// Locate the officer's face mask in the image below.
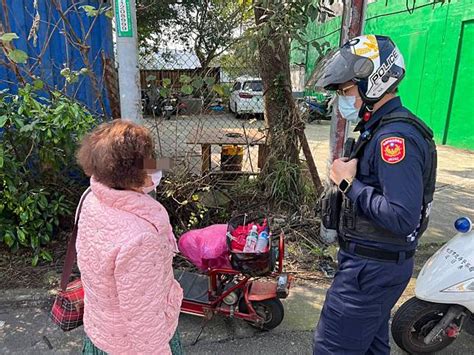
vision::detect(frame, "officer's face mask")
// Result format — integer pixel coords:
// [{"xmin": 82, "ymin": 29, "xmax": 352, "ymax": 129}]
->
[
  {"xmin": 337, "ymin": 95, "xmax": 360, "ymax": 123},
  {"xmin": 142, "ymin": 170, "xmax": 162, "ymax": 194}
]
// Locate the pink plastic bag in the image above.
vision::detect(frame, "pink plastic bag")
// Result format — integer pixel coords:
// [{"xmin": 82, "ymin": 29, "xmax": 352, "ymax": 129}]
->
[{"xmin": 178, "ymin": 224, "xmax": 232, "ymax": 271}]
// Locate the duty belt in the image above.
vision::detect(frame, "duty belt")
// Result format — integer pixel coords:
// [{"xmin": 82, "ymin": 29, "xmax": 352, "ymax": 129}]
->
[{"xmin": 338, "ymin": 236, "xmax": 415, "ymax": 263}]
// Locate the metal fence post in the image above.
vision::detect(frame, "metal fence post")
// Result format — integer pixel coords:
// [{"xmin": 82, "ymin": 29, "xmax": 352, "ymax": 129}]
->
[
  {"xmin": 321, "ymin": 0, "xmax": 367, "ymax": 244},
  {"xmin": 113, "ymin": 0, "xmax": 142, "ymax": 122}
]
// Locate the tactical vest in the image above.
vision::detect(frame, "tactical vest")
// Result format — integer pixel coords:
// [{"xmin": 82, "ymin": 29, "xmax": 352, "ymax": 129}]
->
[{"xmin": 340, "ymin": 111, "xmax": 438, "ymax": 246}]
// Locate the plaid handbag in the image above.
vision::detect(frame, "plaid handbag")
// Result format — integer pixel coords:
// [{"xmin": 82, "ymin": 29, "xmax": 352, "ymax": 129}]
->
[{"xmin": 51, "ymin": 188, "xmax": 90, "ymax": 331}]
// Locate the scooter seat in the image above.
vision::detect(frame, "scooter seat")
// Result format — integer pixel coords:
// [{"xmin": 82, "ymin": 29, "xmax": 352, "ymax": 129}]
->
[{"xmin": 173, "ymin": 270, "xmax": 209, "ymax": 303}]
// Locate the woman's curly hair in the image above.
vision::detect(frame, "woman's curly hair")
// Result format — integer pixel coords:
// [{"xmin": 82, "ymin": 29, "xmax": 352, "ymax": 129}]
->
[{"xmin": 77, "ymin": 120, "xmax": 154, "ymax": 190}]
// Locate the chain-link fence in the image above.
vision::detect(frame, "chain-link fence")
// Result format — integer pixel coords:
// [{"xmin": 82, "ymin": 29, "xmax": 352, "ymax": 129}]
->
[{"xmin": 138, "ymin": 48, "xmax": 268, "ymax": 181}]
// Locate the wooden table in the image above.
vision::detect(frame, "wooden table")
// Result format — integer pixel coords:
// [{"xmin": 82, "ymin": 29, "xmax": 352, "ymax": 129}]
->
[{"xmin": 186, "ymin": 128, "xmax": 267, "ymax": 174}]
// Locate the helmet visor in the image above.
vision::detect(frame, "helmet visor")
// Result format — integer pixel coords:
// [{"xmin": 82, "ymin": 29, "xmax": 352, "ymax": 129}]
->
[{"xmin": 306, "ymin": 46, "xmax": 374, "ymax": 91}]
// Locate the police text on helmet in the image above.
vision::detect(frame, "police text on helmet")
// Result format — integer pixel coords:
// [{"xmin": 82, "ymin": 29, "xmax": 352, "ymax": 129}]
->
[{"xmin": 370, "ymin": 49, "xmax": 399, "ymax": 86}]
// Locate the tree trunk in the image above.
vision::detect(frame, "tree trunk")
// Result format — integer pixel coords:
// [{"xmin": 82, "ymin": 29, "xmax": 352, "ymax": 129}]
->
[
  {"xmin": 254, "ymin": 2, "xmax": 323, "ymax": 200},
  {"xmin": 254, "ymin": 5, "xmax": 300, "ymax": 172}
]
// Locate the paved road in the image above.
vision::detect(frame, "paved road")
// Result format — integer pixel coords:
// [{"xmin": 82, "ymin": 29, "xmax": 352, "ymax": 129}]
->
[{"xmin": 1, "ymin": 285, "xmax": 472, "ymax": 354}]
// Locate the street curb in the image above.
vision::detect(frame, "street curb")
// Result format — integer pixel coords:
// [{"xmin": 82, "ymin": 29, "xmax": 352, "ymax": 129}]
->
[{"xmin": 0, "ymin": 288, "xmax": 55, "ymax": 306}]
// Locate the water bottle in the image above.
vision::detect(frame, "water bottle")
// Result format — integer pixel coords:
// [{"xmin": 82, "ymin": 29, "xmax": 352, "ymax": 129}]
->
[
  {"xmin": 243, "ymin": 225, "xmax": 258, "ymax": 252},
  {"xmin": 255, "ymin": 230, "xmax": 270, "ymax": 253}
]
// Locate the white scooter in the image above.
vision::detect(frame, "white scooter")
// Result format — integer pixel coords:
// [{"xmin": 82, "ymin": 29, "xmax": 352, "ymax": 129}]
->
[{"xmin": 392, "ymin": 217, "xmax": 474, "ymax": 354}]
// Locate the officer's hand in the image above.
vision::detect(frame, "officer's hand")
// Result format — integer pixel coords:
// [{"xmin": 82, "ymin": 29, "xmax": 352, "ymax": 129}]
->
[{"xmin": 330, "ymin": 158, "xmax": 358, "ymax": 185}]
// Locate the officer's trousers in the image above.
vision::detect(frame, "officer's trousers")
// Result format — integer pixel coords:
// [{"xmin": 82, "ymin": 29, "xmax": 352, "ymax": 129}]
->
[{"xmin": 313, "ymin": 249, "xmax": 414, "ymax": 355}]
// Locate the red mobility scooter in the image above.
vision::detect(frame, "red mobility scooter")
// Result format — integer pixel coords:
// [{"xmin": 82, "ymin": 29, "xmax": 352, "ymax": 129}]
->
[{"xmin": 174, "ymin": 214, "xmax": 292, "ymax": 330}]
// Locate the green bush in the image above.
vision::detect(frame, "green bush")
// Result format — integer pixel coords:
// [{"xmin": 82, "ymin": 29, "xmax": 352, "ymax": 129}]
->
[
  {"xmin": 0, "ymin": 84, "xmax": 96, "ymax": 264},
  {"xmin": 263, "ymin": 159, "xmax": 316, "ymax": 210}
]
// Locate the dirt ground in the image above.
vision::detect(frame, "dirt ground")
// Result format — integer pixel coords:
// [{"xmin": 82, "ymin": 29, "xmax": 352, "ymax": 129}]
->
[{"xmin": 0, "ymin": 234, "xmax": 70, "ymax": 290}]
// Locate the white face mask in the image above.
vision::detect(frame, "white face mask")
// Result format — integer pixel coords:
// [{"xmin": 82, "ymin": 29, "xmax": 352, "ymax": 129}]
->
[
  {"xmin": 143, "ymin": 170, "xmax": 163, "ymax": 194},
  {"xmin": 337, "ymin": 95, "xmax": 360, "ymax": 123}
]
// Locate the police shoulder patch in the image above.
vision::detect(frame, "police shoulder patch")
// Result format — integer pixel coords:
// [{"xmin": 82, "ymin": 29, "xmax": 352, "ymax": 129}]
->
[{"xmin": 381, "ymin": 137, "xmax": 405, "ymax": 164}]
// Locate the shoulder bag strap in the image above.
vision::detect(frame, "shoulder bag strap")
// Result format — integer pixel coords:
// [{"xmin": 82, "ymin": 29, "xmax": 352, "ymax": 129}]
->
[{"xmin": 60, "ymin": 187, "xmax": 92, "ymax": 291}]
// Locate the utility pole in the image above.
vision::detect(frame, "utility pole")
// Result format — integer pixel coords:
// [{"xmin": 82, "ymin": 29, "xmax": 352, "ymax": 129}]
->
[
  {"xmin": 113, "ymin": 0, "xmax": 142, "ymax": 122},
  {"xmin": 328, "ymin": 0, "xmax": 367, "ymax": 162},
  {"xmin": 320, "ymin": 0, "xmax": 367, "ymax": 244}
]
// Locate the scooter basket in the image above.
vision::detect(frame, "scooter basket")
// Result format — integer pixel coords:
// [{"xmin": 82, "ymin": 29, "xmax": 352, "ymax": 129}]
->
[{"xmin": 227, "ymin": 214, "xmax": 277, "ymax": 277}]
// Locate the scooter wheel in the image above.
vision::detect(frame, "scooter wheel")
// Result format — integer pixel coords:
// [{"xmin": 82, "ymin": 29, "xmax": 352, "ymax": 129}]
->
[
  {"xmin": 240, "ymin": 298, "xmax": 284, "ymax": 331},
  {"xmin": 391, "ymin": 297, "xmax": 456, "ymax": 354},
  {"xmin": 464, "ymin": 315, "xmax": 474, "ymax": 336}
]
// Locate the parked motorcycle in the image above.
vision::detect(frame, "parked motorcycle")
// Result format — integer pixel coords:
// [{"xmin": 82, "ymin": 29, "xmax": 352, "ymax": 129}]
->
[
  {"xmin": 141, "ymin": 89, "xmax": 162, "ymax": 116},
  {"xmin": 161, "ymin": 93, "xmax": 187, "ymax": 120},
  {"xmin": 297, "ymin": 93, "xmax": 333, "ymax": 123},
  {"xmin": 391, "ymin": 216, "xmax": 474, "ymax": 354},
  {"xmin": 141, "ymin": 90, "xmax": 151, "ymax": 115}
]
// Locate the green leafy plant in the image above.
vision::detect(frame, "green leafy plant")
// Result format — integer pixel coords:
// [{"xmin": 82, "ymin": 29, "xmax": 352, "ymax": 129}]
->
[
  {"xmin": 0, "ymin": 31, "xmax": 29, "ymax": 64},
  {"xmin": 0, "ymin": 32, "xmax": 19, "ymax": 42},
  {"xmin": 80, "ymin": 4, "xmax": 113, "ymax": 18},
  {"xmin": 0, "ymin": 84, "xmax": 96, "ymax": 264},
  {"xmin": 262, "ymin": 159, "xmax": 315, "ymax": 209},
  {"xmin": 60, "ymin": 67, "xmax": 89, "ymax": 84}
]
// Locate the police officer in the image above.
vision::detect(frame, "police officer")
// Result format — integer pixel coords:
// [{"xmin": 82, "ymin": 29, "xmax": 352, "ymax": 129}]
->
[{"xmin": 310, "ymin": 35, "xmax": 437, "ymax": 354}]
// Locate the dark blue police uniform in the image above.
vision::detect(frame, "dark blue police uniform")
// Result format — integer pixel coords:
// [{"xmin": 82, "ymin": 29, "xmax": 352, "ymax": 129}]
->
[{"xmin": 313, "ymin": 97, "xmax": 434, "ymax": 354}]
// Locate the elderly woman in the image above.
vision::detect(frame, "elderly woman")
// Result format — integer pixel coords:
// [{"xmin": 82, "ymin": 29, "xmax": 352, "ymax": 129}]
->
[{"xmin": 75, "ymin": 120, "xmax": 183, "ymax": 354}]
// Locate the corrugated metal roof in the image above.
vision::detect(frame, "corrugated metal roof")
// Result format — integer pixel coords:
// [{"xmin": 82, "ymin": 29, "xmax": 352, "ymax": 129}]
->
[{"xmin": 139, "ymin": 49, "xmax": 202, "ymax": 70}]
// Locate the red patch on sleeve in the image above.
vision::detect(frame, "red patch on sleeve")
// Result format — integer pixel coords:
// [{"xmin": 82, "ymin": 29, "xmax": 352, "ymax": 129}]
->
[{"xmin": 381, "ymin": 137, "xmax": 405, "ymax": 164}]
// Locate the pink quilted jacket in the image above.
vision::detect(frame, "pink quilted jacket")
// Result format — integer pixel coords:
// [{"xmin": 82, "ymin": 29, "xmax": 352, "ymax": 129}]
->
[{"xmin": 76, "ymin": 178, "xmax": 183, "ymax": 354}]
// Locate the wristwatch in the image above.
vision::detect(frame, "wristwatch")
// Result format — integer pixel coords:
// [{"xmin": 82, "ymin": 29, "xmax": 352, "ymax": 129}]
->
[{"xmin": 338, "ymin": 177, "xmax": 354, "ymax": 194}]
